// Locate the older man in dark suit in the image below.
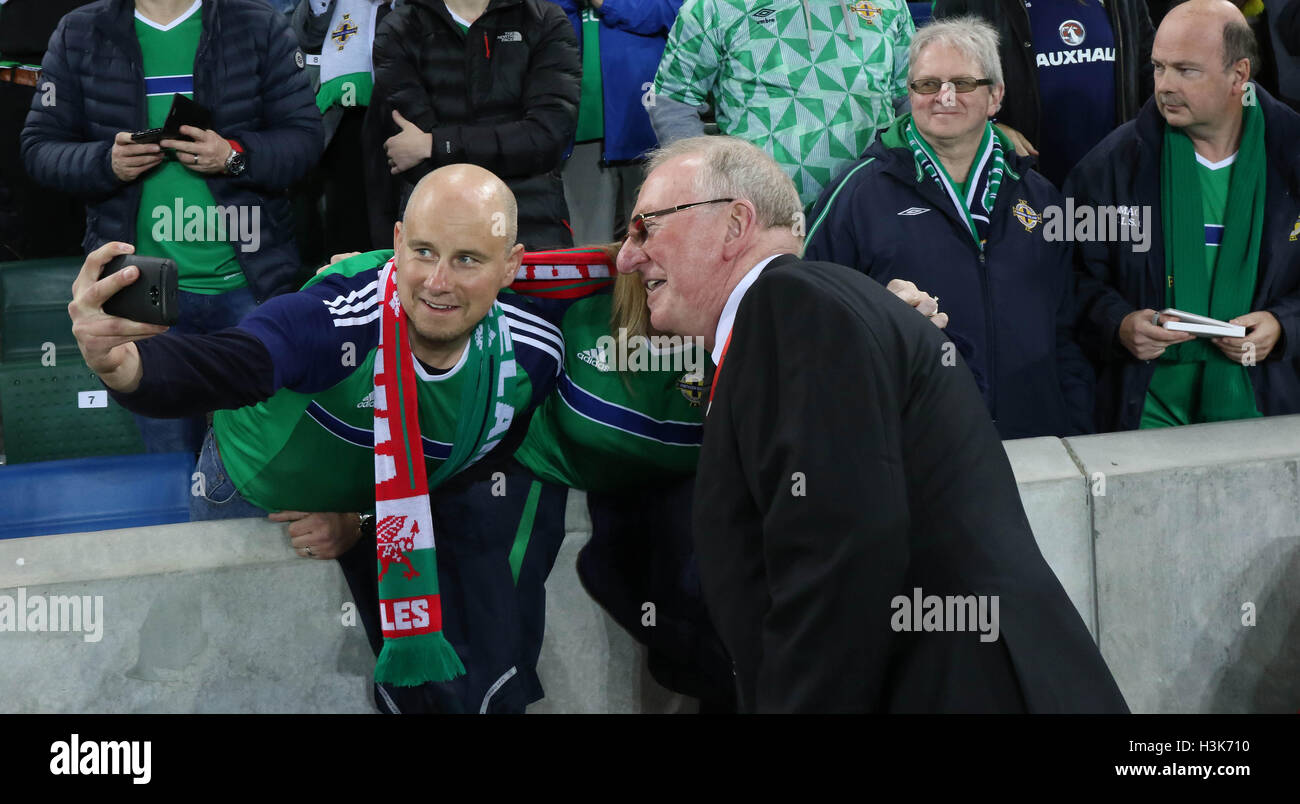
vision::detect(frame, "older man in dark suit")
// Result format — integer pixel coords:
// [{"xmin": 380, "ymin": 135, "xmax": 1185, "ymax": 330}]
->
[{"xmin": 615, "ymin": 134, "xmax": 1128, "ymax": 713}]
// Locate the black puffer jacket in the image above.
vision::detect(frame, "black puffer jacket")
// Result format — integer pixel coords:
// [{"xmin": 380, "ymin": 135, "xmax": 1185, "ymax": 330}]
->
[
  {"xmin": 933, "ymin": 0, "xmax": 1154, "ymax": 148},
  {"xmin": 20, "ymin": 0, "xmax": 323, "ymax": 302},
  {"xmin": 363, "ymin": 0, "xmax": 580, "ymax": 249}
]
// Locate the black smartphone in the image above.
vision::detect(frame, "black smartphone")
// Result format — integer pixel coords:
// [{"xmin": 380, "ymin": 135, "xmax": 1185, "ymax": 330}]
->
[
  {"xmin": 131, "ymin": 127, "xmax": 166, "ymax": 144},
  {"xmin": 130, "ymin": 94, "xmax": 213, "ymax": 150},
  {"xmin": 162, "ymin": 93, "xmax": 212, "ymax": 135},
  {"xmin": 100, "ymin": 255, "xmax": 179, "ymax": 326}
]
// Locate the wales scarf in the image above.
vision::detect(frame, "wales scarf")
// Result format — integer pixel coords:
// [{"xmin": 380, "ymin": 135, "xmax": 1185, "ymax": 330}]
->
[
  {"xmin": 511, "ymin": 247, "xmax": 614, "ymax": 299},
  {"xmin": 1158, "ymin": 98, "xmax": 1265, "ymax": 422},
  {"xmin": 372, "ymin": 257, "xmax": 518, "ymax": 686},
  {"xmin": 904, "ymin": 117, "xmax": 1017, "ymax": 251}
]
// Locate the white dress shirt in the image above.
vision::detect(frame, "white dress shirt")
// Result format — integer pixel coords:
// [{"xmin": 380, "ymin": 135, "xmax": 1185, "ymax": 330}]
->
[{"xmin": 711, "ymin": 254, "xmax": 785, "ymax": 366}]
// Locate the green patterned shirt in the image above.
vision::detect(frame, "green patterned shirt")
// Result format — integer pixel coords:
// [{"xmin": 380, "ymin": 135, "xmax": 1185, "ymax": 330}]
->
[{"xmin": 654, "ymin": 0, "xmax": 914, "ymax": 207}]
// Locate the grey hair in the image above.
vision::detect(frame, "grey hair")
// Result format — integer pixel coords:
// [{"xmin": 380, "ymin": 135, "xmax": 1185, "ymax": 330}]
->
[
  {"xmin": 642, "ymin": 136, "xmax": 803, "ymax": 234},
  {"xmin": 909, "ymin": 16, "xmax": 1004, "ymax": 88},
  {"xmin": 1222, "ymin": 18, "xmax": 1258, "ymax": 78}
]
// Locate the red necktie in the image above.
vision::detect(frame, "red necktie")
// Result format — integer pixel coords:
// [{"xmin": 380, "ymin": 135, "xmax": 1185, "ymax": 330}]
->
[{"xmin": 707, "ymin": 328, "xmax": 734, "ymax": 415}]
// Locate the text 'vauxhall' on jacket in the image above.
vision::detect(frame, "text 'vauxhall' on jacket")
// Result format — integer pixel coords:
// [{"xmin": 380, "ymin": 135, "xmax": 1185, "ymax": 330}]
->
[
  {"xmin": 804, "ymin": 117, "xmax": 1095, "ymax": 440},
  {"xmin": 20, "ymin": 0, "xmax": 324, "ymax": 302},
  {"xmin": 363, "ymin": 0, "xmax": 580, "ymax": 250},
  {"xmin": 932, "ymin": 0, "xmax": 1154, "ymax": 148},
  {"xmin": 1065, "ymin": 86, "xmax": 1300, "ymax": 432}
]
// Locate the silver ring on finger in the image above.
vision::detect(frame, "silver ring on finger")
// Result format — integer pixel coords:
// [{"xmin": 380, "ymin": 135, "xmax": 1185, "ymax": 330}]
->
[{"xmin": 305, "ymin": 545, "xmax": 315, "ymax": 557}]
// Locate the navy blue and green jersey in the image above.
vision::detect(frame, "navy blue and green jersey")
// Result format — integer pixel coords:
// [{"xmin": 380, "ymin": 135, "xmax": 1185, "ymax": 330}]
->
[
  {"xmin": 208, "ymin": 250, "xmax": 567, "ymax": 512},
  {"xmin": 133, "ymin": 1, "xmax": 246, "ymax": 293},
  {"xmin": 513, "ymin": 291, "xmax": 705, "ymax": 492}
]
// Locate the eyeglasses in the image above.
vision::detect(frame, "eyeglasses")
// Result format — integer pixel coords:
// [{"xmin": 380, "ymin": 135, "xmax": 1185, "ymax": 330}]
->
[
  {"xmin": 908, "ymin": 77, "xmax": 995, "ymax": 94},
  {"xmin": 627, "ymin": 198, "xmax": 735, "ymax": 246}
]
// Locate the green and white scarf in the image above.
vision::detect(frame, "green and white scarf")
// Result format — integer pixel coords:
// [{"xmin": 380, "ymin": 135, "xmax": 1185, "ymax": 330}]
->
[
  {"xmin": 904, "ymin": 117, "xmax": 1016, "ymax": 251},
  {"xmin": 315, "ymin": 0, "xmax": 384, "ymax": 113},
  {"xmin": 372, "ymin": 256, "xmax": 520, "ymax": 686}
]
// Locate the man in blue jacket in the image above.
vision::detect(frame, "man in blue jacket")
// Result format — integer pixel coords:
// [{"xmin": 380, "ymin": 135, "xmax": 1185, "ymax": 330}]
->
[
  {"xmin": 805, "ymin": 16, "xmax": 1093, "ymax": 440},
  {"xmin": 21, "ymin": 0, "xmax": 322, "ymax": 453},
  {"xmin": 1067, "ymin": 0, "xmax": 1300, "ymax": 432},
  {"xmin": 554, "ymin": 0, "xmax": 682, "ymax": 242}
]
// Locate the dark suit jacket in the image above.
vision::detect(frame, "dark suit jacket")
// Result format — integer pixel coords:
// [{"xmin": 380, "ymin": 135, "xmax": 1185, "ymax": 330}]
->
[{"xmin": 693, "ymin": 254, "xmax": 1129, "ymax": 713}]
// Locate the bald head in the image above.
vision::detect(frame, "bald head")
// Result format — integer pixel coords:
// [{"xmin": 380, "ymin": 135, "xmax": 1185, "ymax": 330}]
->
[
  {"xmin": 1161, "ymin": 0, "xmax": 1256, "ymax": 75},
  {"xmin": 406, "ymin": 164, "xmax": 519, "ymax": 257},
  {"xmin": 390, "ymin": 163, "xmax": 526, "ymax": 369},
  {"xmin": 1151, "ymin": 0, "xmax": 1256, "ymax": 139},
  {"xmin": 1164, "ymin": 0, "xmax": 1245, "ymax": 27}
]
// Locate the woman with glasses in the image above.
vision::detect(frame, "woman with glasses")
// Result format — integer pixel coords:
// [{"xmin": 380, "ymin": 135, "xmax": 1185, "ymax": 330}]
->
[
  {"xmin": 933, "ymin": 0, "xmax": 1155, "ymax": 187},
  {"xmin": 804, "ymin": 17, "xmax": 1096, "ymax": 440}
]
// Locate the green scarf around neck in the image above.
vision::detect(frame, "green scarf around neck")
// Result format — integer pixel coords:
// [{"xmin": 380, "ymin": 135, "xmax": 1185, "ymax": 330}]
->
[
  {"xmin": 1158, "ymin": 98, "xmax": 1265, "ymax": 423},
  {"xmin": 884, "ymin": 114, "xmax": 1019, "ymax": 252}
]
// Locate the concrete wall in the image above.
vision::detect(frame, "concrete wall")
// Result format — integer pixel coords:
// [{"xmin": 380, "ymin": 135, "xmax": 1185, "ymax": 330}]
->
[{"xmin": 2, "ymin": 415, "xmax": 1299, "ymax": 713}]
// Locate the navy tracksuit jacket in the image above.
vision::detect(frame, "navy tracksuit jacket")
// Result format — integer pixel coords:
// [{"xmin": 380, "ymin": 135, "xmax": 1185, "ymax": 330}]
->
[{"xmin": 805, "ymin": 123, "xmax": 1095, "ymax": 440}]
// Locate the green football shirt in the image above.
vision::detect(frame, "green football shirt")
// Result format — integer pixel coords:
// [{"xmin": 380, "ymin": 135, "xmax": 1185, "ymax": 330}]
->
[
  {"xmin": 134, "ymin": 2, "xmax": 245, "ymax": 294},
  {"xmin": 654, "ymin": 0, "xmax": 914, "ymax": 207},
  {"xmin": 212, "ymin": 251, "xmax": 561, "ymax": 512},
  {"xmin": 1141, "ymin": 153, "xmax": 1236, "ymax": 429},
  {"xmin": 514, "ymin": 293, "xmax": 705, "ymax": 492},
  {"xmin": 573, "ymin": 7, "xmax": 604, "ymax": 143}
]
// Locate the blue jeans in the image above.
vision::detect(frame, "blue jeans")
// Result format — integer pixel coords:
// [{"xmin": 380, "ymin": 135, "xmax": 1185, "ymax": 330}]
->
[
  {"xmin": 133, "ymin": 286, "xmax": 259, "ymax": 455},
  {"xmin": 189, "ymin": 428, "xmax": 268, "ymax": 521}
]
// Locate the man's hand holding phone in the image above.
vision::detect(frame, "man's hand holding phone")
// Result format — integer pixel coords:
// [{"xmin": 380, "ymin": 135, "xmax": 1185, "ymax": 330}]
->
[
  {"xmin": 69, "ymin": 243, "xmax": 170, "ymax": 393},
  {"xmin": 112, "ymin": 132, "xmax": 163, "ymax": 182},
  {"xmin": 161, "ymin": 124, "xmax": 234, "ymax": 175}
]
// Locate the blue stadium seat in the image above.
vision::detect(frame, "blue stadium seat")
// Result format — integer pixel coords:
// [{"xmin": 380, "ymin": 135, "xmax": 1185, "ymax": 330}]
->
[
  {"xmin": 908, "ymin": 2, "xmax": 933, "ymax": 27},
  {"xmin": 0, "ymin": 452, "xmax": 193, "ymax": 539}
]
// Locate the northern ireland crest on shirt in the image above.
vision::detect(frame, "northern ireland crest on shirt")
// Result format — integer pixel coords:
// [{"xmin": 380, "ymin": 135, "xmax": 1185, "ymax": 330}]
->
[
  {"xmin": 850, "ymin": 1, "xmax": 881, "ymax": 25},
  {"xmin": 1013, "ymin": 199, "xmax": 1043, "ymax": 232},
  {"xmin": 332, "ymin": 13, "xmax": 360, "ymax": 52},
  {"xmin": 677, "ymin": 372, "xmax": 706, "ymax": 407}
]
